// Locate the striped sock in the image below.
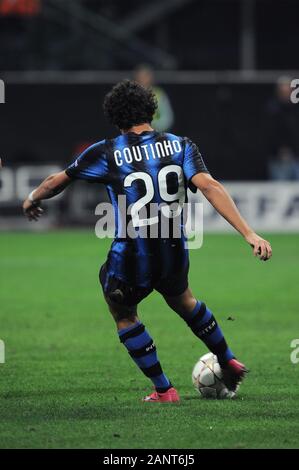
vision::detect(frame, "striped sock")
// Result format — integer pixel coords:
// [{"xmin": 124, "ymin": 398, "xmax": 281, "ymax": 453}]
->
[
  {"xmin": 118, "ymin": 322, "xmax": 171, "ymax": 392},
  {"xmin": 182, "ymin": 301, "xmax": 234, "ymax": 366}
]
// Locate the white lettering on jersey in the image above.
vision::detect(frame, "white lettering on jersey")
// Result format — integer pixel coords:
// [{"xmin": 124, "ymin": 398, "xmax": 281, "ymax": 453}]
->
[
  {"xmin": 114, "ymin": 150, "xmax": 122, "ymax": 166},
  {"xmin": 113, "ymin": 140, "xmax": 182, "ymax": 167}
]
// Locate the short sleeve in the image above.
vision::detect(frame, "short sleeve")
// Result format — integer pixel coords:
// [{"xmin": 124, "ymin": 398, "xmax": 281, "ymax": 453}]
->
[
  {"xmin": 183, "ymin": 138, "xmax": 209, "ymax": 186},
  {"xmin": 65, "ymin": 140, "xmax": 108, "ymax": 183}
]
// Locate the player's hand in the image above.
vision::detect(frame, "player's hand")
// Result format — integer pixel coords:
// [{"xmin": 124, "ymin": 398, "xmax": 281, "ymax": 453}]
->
[
  {"xmin": 23, "ymin": 198, "xmax": 44, "ymax": 222},
  {"xmin": 244, "ymin": 232, "xmax": 272, "ymax": 261}
]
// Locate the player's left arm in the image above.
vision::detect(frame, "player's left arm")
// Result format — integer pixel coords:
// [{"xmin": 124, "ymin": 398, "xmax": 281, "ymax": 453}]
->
[
  {"xmin": 23, "ymin": 171, "xmax": 72, "ymax": 221},
  {"xmin": 191, "ymin": 172, "xmax": 272, "ymax": 261}
]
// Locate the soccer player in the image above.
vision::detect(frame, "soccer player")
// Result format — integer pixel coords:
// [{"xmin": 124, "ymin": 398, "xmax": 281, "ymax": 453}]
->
[{"xmin": 23, "ymin": 80, "xmax": 272, "ymax": 403}]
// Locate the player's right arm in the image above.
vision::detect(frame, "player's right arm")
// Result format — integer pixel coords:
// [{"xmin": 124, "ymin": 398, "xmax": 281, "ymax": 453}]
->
[
  {"xmin": 23, "ymin": 171, "xmax": 72, "ymax": 221},
  {"xmin": 23, "ymin": 140, "xmax": 108, "ymax": 221},
  {"xmin": 191, "ymin": 172, "xmax": 272, "ymax": 261}
]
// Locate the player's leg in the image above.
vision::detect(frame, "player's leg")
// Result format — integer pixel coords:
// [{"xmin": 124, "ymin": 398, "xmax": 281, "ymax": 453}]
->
[
  {"xmin": 162, "ymin": 288, "xmax": 248, "ymax": 391},
  {"xmin": 99, "ymin": 265, "xmax": 179, "ymax": 402},
  {"xmin": 163, "ymin": 288, "xmax": 235, "ymax": 365}
]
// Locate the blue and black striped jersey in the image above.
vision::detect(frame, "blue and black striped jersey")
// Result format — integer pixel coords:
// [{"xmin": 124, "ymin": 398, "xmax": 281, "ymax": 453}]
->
[{"xmin": 66, "ymin": 130, "xmax": 209, "ymax": 287}]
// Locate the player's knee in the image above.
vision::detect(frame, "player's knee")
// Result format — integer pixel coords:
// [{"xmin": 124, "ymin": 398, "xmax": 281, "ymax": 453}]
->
[
  {"xmin": 110, "ymin": 308, "xmax": 138, "ymax": 325},
  {"xmin": 105, "ymin": 295, "xmax": 137, "ymax": 323},
  {"xmin": 114, "ymin": 310, "xmax": 138, "ymax": 324},
  {"xmin": 183, "ymin": 296, "xmax": 197, "ymax": 314},
  {"xmin": 165, "ymin": 289, "xmax": 197, "ymax": 316},
  {"xmin": 177, "ymin": 298, "xmax": 197, "ymax": 316}
]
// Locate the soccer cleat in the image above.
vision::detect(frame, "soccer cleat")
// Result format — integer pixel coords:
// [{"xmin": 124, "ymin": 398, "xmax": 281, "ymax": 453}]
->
[
  {"xmin": 221, "ymin": 358, "xmax": 249, "ymax": 393},
  {"xmin": 142, "ymin": 387, "xmax": 180, "ymax": 403}
]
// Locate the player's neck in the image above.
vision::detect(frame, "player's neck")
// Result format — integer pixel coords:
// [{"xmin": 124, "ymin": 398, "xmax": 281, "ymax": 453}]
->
[{"xmin": 123, "ymin": 123, "xmax": 154, "ymax": 135}]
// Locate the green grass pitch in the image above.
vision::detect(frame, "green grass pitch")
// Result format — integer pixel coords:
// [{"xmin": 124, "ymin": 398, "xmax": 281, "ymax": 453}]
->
[{"xmin": 0, "ymin": 231, "xmax": 298, "ymax": 449}]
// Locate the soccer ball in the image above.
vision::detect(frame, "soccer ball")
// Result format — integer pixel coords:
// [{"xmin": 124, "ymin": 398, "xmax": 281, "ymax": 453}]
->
[{"xmin": 192, "ymin": 352, "xmax": 235, "ymax": 399}]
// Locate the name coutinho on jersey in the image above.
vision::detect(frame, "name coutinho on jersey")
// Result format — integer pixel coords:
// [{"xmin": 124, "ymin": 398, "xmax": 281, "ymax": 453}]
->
[{"xmin": 114, "ymin": 139, "xmax": 182, "ymax": 166}]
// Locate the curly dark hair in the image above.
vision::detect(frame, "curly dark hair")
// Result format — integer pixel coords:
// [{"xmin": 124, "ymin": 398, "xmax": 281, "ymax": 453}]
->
[{"xmin": 103, "ymin": 79, "xmax": 158, "ymax": 130}]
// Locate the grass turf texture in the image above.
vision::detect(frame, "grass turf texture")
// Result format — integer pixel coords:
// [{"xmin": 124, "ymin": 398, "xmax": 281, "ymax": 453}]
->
[{"xmin": 0, "ymin": 231, "xmax": 298, "ymax": 449}]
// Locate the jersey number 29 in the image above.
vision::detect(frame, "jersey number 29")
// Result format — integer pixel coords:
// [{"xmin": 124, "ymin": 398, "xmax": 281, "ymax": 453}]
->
[{"xmin": 124, "ymin": 165, "xmax": 185, "ymax": 227}]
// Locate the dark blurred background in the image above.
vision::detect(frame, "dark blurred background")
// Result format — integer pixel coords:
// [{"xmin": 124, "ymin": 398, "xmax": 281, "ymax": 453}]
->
[
  {"xmin": 0, "ymin": 0, "xmax": 299, "ymax": 230},
  {"xmin": 1, "ymin": 0, "xmax": 298, "ymax": 71}
]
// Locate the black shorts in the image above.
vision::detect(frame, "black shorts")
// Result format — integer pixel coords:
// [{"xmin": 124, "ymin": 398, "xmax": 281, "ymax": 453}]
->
[{"xmin": 99, "ymin": 262, "xmax": 189, "ymax": 307}]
